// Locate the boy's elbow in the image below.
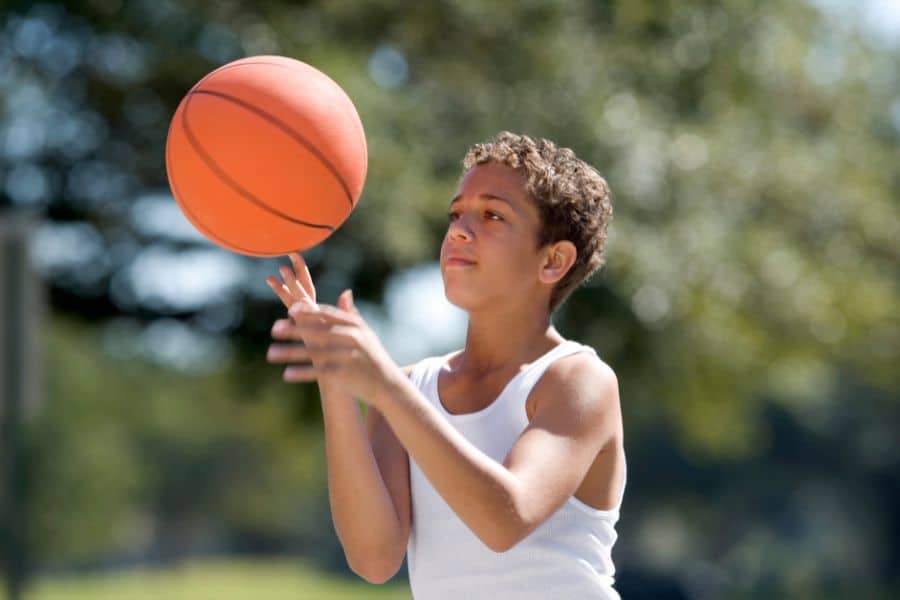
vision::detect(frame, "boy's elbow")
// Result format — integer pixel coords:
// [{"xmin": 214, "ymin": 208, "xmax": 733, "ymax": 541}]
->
[
  {"xmin": 354, "ymin": 564, "xmax": 396, "ymax": 585},
  {"xmin": 483, "ymin": 530, "xmax": 525, "ymax": 553},
  {"xmin": 484, "ymin": 537, "xmax": 515, "ymax": 553},
  {"xmin": 480, "ymin": 519, "xmax": 530, "ymax": 553},
  {"xmin": 479, "ymin": 494, "xmax": 534, "ymax": 553},
  {"xmin": 347, "ymin": 551, "xmax": 403, "ymax": 584}
]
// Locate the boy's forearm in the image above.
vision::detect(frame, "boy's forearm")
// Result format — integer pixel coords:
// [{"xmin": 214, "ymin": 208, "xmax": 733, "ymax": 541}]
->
[
  {"xmin": 374, "ymin": 372, "xmax": 524, "ymax": 551},
  {"xmin": 318, "ymin": 380, "xmax": 406, "ymax": 572}
]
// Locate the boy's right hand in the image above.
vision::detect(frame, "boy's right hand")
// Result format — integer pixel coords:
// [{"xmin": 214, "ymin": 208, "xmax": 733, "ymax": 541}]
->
[
  {"xmin": 266, "ymin": 252, "xmax": 317, "ymax": 311},
  {"xmin": 266, "ymin": 252, "xmax": 324, "ymax": 375}
]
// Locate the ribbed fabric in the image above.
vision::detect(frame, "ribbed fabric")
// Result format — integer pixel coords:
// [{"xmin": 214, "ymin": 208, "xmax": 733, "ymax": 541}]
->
[{"xmin": 406, "ymin": 340, "xmax": 625, "ymax": 600}]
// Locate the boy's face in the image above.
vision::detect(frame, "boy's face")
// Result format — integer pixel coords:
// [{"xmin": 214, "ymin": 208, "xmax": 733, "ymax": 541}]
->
[{"xmin": 441, "ymin": 161, "xmax": 549, "ymax": 312}]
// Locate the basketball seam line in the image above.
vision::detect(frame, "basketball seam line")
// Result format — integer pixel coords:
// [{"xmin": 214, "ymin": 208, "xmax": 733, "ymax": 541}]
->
[
  {"xmin": 180, "ymin": 91, "xmax": 339, "ymax": 233},
  {"xmin": 166, "ymin": 139, "xmax": 270, "ymax": 255},
  {"xmin": 191, "ymin": 88, "xmax": 356, "ymax": 210}
]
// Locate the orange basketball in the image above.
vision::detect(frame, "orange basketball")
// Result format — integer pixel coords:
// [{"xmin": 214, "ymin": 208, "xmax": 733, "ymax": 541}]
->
[{"xmin": 165, "ymin": 55, "xmax": 367, "ymax": 256}]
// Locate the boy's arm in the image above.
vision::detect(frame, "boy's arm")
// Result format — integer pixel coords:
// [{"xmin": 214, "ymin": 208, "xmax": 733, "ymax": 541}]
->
[
  {"xmin": 266, "ymin": 254, "xmax": 411, "ymax": 582},
  {"xmin": 319, "ymin": 370, "xmax": 411, "ymax": 584},
  {"xmin": 278, "ymin": 299, "xmax": 619, "ymax": 554},
  {"xmin": 364, "ymin": 400, "xmax": 411, "ymax": 567},
  {"xmin": 375, "ymin": 353, "xmax": 619, "ymax": 552}
]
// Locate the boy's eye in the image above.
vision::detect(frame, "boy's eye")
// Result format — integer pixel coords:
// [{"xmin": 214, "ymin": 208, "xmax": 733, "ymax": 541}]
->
[{"xmin": 446, "ymin": 210, "xmax": 503, "ymax": 222}]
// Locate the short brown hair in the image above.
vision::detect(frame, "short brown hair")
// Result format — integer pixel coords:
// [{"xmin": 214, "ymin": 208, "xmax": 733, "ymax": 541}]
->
[{"xmin": 462, "ymin": 131, "xmax": 613, "ymax": 312}]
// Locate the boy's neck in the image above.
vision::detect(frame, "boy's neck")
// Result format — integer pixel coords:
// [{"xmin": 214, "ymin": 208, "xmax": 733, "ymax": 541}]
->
[{"xmin": 458, "ymin": 301, "xmax": 564, "ymax": 376}]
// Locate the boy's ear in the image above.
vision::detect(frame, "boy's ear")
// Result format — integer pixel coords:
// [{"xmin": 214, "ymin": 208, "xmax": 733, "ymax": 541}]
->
[{"xmin": 538, "ymin": 240, "xmax": 577, "ymax": 285}]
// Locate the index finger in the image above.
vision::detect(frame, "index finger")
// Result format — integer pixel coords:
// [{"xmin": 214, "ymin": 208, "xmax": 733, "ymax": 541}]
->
[
  {"xmin": 266, "ymin": 276, "xmax": 293, "ymax": 309},
  {"xmin": 289, "ymin": 253, "xmax": 316, "ymax": 302}
]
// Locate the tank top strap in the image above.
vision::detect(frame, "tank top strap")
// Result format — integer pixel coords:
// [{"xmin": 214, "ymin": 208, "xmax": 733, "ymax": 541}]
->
[
  {"xmin": 408, "ymin": 355, "xmax": 438, "ymax": 391},
  {"xmin": 408, "ymin": 351, "xmax": 458, "ymax": 400},
  {"xmin": 515, "ymin": 340, "xmax": 598, "ymax": 392}
]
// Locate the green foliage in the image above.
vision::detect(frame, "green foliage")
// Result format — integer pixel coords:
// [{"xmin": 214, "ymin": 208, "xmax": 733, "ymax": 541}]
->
[
  {"xmin": 4, "ymin": 0, "xmax": 896, "ymax": 455},
  {"xmin": 2, "ymin": 0, "xmax": 898, "ymax": 597},
  {"xmin": 25, "ymin": 316, "xmax": 331, "ymax": 565},
  {"xmin": 223, "ymin": 0, "xmax": 900, "ymax": 458}
]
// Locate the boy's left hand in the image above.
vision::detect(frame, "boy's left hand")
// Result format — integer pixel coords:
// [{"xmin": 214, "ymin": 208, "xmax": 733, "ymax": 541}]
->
[{"xmin": 268, "ymin": 289, "xmax": 400, "ymax": 406}]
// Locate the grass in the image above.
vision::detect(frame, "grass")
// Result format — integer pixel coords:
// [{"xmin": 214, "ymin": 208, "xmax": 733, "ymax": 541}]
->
[{"xmin": 21, "ymin": 559, "xmax": 411, "ymax": 600}]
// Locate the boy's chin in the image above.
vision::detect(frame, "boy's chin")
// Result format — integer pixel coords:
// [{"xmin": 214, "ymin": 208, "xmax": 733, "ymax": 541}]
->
[
  {"xmin": 443, "ymin": 288, "xmax": 470, "ymax": 310},
  {"xmin": 444, "ymin": 286, "xmax": 491, "ymax": 313}
]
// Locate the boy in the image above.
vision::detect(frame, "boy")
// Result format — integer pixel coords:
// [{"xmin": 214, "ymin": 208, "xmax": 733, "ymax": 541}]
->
[{"xmin": 266, "ymin": 132, "xmax": 624, "ymax": 598}]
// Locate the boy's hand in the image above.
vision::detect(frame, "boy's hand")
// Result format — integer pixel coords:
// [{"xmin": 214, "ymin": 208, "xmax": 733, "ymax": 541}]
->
[
  {"xmin": 266, "ymin": 252, "xmax": 317, "ymax": 310},
  {"xmin": 268, "ymin": 290, "xmax": 401, "ymax": 406},
  {"xmin": 266, "ymin": 252, "xmax": 332, "ymax": 380}
]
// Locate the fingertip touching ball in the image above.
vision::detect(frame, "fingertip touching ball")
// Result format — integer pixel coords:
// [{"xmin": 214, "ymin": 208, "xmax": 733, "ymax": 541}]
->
[{"xmin": 165, "ymin": 55, "xmax": 367, "ymax": 256}]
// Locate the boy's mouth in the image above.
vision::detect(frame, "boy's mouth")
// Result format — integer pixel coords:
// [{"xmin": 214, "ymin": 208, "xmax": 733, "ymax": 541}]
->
[{"xmin": 445, "ymin": 255, "xmax": 477, "ymax": 267}]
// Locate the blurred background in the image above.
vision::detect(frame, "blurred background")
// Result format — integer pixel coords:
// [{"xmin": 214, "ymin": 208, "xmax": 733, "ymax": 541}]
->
[{"xmin": 1, "ymin": 0, "xmax": 898, "ymax": 598}]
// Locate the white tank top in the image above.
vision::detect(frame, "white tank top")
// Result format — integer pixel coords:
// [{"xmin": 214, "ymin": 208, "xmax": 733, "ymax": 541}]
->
[{"xmin": 406, "ymin": 340, "xmax": 625, "ymax": 600}]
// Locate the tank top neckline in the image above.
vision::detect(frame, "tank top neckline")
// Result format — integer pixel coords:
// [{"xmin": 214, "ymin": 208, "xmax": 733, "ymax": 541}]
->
[{"xmin": 432, "ymin": 339, "xmax": 584, "ymax": 421}]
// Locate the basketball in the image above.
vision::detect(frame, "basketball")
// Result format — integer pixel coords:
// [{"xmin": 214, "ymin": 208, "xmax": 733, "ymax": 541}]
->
[{"xmin": 165, "ymin": 55, "xmax": 367, "ymax": 256}]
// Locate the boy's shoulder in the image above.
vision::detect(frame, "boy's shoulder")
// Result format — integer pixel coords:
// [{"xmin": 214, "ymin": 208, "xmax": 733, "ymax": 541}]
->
[
  {"xmin": 531, "ymin": 345, "xmax": 619, "ymax": 415},
  {"xmin": 551, "ymin": 345, "xmax": 616, "ymax": 382}
]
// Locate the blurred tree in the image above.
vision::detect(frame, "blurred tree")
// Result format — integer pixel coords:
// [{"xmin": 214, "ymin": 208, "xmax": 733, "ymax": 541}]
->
[
  {"xmin": 0, "ymin": 0, "xmax": 897, "ymax": 597},
  {"xmin": 1, "ymin": 0, "xmax": 895, "ymax": 449},
  {"xmin": 26, "ymin": 315, "xmax": 337, "ymax": 567}
]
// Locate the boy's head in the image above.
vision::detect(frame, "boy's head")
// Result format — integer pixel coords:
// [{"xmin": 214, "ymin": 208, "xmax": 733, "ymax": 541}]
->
[{"xmin": 460, "ymin": 131, "xmax": 613, "ymax": 313}]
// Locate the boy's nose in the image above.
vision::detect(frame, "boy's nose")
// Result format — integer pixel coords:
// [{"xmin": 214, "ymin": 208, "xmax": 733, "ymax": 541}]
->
[{"xmin": 448, "ymin": 216, "xmax": 473, "ymax": 241}]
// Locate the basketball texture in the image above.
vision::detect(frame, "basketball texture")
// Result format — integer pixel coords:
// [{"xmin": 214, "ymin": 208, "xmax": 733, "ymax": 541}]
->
[{"xmin": 165, "ymin": 55, "xmax": 367, "ymax": 256}]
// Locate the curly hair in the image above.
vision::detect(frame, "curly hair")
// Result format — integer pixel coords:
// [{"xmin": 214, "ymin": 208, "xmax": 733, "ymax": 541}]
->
[{"xmin": 462, "ymin": 131, "xmax": 613, "ymax": 313}]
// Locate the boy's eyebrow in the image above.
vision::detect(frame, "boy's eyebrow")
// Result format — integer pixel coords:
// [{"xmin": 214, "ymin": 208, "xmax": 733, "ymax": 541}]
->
[{"xmin": 449, "ymin": 193, "xmax": 514, "ymax": 208}]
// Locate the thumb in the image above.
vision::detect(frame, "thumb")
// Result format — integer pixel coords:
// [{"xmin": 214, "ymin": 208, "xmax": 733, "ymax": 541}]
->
[{"xmin": 338, "ymin": 289, "xmax": 359, "ymax": 314}]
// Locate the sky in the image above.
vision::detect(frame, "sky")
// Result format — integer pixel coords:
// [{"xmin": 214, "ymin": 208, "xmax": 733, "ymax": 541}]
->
[{"xmin": 813, "ymin": 0, "xmax": 900, "ymax": 46}]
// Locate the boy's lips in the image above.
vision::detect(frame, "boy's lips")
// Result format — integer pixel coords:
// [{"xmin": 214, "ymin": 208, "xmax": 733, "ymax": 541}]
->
[{"xmin": 445, "ymin": 255, "xmax": 477, "ymax": 267}]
